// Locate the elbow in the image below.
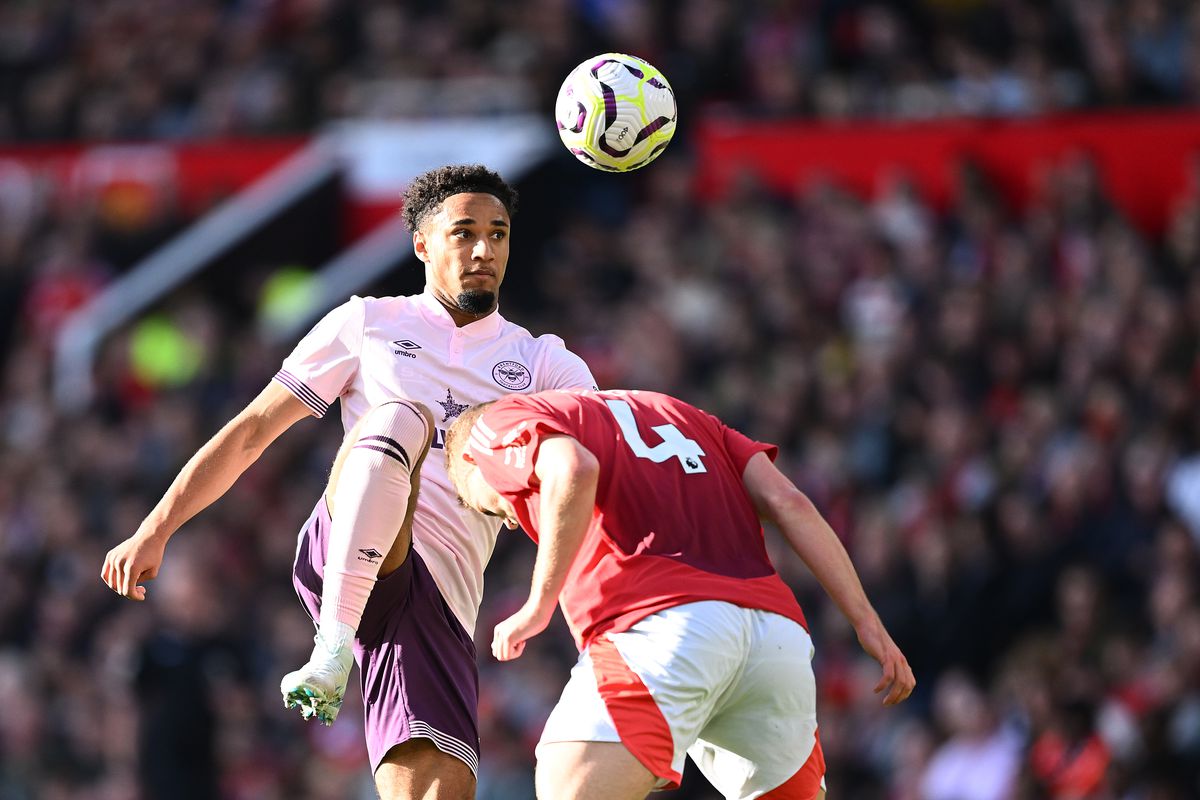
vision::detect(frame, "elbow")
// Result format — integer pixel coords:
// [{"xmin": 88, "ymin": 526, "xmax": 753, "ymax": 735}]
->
[
  {"xmin": 534, "ymin": 435, "xmax": 600, "ymax": 497},
  {"xmin": 231, "ymin": 412, "xmax": 275, "ymax": 458},
  {"xmin": 557, "ymin": 441, "xmax": 600, "ymax": 496},
  {"xmin": 572, "ymin": 446, "xmax": 600, "ymax": 487},
  {"xmin": 764, "ymin": 485, "xmax": 816, "ymax": 524}
]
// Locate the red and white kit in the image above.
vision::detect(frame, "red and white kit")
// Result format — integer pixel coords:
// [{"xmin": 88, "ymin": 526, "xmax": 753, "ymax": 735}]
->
[{"xmin": 470, "ymin": 389, "xmax": 826, "ymax": 798}]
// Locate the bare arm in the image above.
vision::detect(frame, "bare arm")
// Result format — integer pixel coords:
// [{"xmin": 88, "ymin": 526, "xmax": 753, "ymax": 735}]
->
[
  {"xmin": 101, "ymin": 381, "xmax": 313, "ymax": 600},
  {"xmin": 491, "ymin": 434, "xmax": 599, "ymax": 661},
  {"xmin": 742, "ymin": 452, "xmax": 915, "ymax": 705}
]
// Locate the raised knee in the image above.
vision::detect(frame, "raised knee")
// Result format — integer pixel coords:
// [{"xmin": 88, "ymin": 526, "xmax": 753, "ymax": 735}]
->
[{"xmin": 354, "ymin": 400, "xmax": 434, "ymax": 470}]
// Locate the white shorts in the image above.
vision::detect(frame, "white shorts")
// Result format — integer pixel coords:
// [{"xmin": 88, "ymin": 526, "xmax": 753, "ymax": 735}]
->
[{"xmin": 537, "ymin": 601, "xmax": 826, "ymax": 799}]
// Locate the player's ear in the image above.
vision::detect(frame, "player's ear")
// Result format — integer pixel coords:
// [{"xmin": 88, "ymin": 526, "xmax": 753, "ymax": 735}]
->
[{"xmin": 413, "ymin": 230, "xmax": 429, "ymax": 264}]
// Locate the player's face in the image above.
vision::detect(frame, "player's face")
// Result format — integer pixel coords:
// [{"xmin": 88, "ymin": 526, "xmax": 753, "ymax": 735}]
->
[
  {"xmin": 458, "ymin": 463, "xmax": 520, "ymax": 530},
  {"xmin": 414, "ymin": 192, "xmax": 510, "ymax": 318}
]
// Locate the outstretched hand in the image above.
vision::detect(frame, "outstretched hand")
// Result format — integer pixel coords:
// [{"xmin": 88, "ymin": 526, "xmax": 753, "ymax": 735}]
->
[
  {"xmin": 101, "ymin": 533, "xmax": 166, "ymax": 601},
  {"xmin": 856, "ymin": 618, "xmax": 915, "ymax": 706},
  {"xmin": 492, "ymin": 602, "xmax": 554, "ymax": 661}
]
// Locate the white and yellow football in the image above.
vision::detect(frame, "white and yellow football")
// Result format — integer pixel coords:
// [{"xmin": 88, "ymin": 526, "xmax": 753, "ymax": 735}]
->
[{"xmin": 554, "ymin": 53, "xmax": 677, "ymax": 172}]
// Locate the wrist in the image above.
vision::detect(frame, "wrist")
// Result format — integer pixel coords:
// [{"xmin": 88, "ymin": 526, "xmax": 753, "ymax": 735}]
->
[
  {"xmin": 525, "ymin": 593, "xmax": 557, "ymax": 619},
  {"xmin": 850, "ymin": 610, "xmax": 882, "ymax": 634},
  {"xmin": 137, "ymin": 511, "xmax": 176, "ymax": 543}
]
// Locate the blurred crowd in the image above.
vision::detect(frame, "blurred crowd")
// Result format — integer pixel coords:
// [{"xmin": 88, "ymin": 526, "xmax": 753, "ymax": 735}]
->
[
  {"xmin": 4, "ymin": 1, "xmax": 1200, "ymax": 800},
  {"xmin": 3, "ymin": 148, "xmax": 1200, "ymax": 799},
  {"xmin": 3, "ymin": 0, "xmax": 1200, "ymax": 142},
  {"xmin": 526, "ymin": 151, "xmax": 1200, "ymax": 799}
]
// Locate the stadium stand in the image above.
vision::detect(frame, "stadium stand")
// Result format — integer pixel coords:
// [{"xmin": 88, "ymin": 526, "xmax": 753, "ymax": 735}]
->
[{"xmin": 2, "ymin": 2, "xmax": 1199, "ymax": 798}]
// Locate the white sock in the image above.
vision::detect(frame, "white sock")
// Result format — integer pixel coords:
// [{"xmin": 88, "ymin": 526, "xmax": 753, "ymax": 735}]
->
[{"xmin": 319, "ymin": 400, "xmax": 429, "ymax": 641}]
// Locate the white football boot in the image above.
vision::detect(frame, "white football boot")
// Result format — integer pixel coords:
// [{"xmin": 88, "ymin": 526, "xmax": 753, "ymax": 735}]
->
[{"xmin": 280, "ymin": 621, "xmax": 355, "ymax": 726}]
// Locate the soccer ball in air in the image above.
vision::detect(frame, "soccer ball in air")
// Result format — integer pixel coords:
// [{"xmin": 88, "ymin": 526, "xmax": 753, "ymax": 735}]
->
[{"xmin": 555, "ymin": 53, "xmax": 677, "ymax": 172}]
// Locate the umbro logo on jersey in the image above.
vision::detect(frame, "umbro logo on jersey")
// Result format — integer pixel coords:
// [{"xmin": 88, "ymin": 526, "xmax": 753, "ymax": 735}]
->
[
  {"xmin": 358, "ymin": 548, "xmax": 384, "ymax": 561},
  {"xmin": 392, "ymin": 340, "xmax": 421, "ymax": 359}
]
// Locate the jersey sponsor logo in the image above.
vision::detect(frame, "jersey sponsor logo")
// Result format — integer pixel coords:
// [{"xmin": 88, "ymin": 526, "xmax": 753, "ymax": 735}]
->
[
  {"xmin": 436, "ymin": 388, "xmax": 469, "ymax": 422},
  {"xmin": 430, "ymin": 427, "xmax": 448, "ymax": 450},
  {"xmin": 391, "ymin": 339, "xmax": 421, "ymax": 359},
  {"xmin": 492, "ymin": 360, "xmax": 532, "ymax": 390}
]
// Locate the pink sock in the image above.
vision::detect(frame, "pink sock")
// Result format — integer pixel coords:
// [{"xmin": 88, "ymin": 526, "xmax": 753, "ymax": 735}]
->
[{"xmin": 320, "ymin": 400, "xmax": 429, "ymax": 637}]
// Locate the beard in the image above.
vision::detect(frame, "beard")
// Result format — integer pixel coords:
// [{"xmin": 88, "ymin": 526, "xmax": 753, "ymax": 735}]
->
[{"xmin": 455, "ymin": 289, "xmax": 496, "ymax": 315}]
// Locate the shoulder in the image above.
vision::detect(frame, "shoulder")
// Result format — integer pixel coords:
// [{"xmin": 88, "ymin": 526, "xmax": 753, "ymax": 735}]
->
[
  {"xmin": 494, "ymin": 318, "xmax": 594, "ymax": 388},
  {"xmin": 355, "ymin": 293, "xmax": 419, "ymax": 316},
  {"xmin": 354, "ymin": 294, "xmax": 430, "ymax": 329},
  {"xmin": 499, "ymin": 325, "xmax": 585, "ymax": 362}
]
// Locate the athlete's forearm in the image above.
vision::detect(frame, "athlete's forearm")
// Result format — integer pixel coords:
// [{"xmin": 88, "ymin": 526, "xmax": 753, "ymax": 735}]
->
[
  {"xmin": 743, "ymin": 453, "xmax": 879, "ymax": 630},
  {"xmin": 771, "ymin": 491, "xmax": 878, "ymax": 630},
  {"xmin": 139, "ymin": 383, "xmax": 309, "ymax": 542},
  {"xmin": 525, "ymin": 436, "xmax": 599, "ymax": 613}
]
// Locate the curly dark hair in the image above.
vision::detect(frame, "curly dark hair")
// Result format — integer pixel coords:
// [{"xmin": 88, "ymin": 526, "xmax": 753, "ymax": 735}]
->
[{"xmin": 401, "ymin": 164, "xmax": 519, "ymax": 232}]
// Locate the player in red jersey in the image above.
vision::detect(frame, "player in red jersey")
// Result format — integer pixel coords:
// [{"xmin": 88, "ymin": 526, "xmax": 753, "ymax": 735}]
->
[{"xmin": 444, "ymin": 388, "xmax": 914, "ymax": 800}]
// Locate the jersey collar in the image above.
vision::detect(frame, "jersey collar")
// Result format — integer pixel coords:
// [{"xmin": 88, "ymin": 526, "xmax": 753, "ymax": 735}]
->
[{"xmin": 418, "ymin": 288, "xmax": 504, "ymax": 338}]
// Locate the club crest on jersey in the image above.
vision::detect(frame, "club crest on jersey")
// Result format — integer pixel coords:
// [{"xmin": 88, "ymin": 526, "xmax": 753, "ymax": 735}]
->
[{"xmin": 492, "ymin": 360, "xmax": 531, "ymax": 390}]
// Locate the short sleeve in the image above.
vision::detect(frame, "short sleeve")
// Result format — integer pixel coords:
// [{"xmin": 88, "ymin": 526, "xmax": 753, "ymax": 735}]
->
[
  {"xmin": 718, "ymin": 418, "xmax": 778, "ymax": 474},
  {"xmin": 535, "ymin": 335, "xmax": 598, "ymax": 391},
  {"xmin": 274, "ymin": 297, "xmax": 364, "ymax": 417},
  {"xmin": 468, "ymin": 398, "xmax": 570, "ymax": 497}
]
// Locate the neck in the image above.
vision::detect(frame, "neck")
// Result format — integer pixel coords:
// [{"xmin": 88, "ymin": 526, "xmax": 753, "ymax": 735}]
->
[{"xmin": 432, "ymin": 288, "xmax": 495, "ymax": 328}]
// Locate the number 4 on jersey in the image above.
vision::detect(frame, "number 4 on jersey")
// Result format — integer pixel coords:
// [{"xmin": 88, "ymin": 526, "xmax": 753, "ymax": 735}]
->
[{"xmin": 604, "ymin": 398, "xmax": 707, "ymax": 474}]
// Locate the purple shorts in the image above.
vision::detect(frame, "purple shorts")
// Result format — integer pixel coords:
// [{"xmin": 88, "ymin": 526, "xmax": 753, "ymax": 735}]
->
[{"xmin": 291, "ymin": 497, "xmax": 479, "ymax": 776}]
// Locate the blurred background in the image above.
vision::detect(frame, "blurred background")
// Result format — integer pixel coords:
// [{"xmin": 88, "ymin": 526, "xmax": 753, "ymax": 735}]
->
[{"xmin": 2, "ymin": 0, "xmax": 1200, "ymax": 798}]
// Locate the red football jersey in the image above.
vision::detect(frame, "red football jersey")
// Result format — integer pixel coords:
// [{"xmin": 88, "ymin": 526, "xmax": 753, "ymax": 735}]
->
[{"xmin": 469, "ymin": 389, "xmax": 807, "ymax": 650}]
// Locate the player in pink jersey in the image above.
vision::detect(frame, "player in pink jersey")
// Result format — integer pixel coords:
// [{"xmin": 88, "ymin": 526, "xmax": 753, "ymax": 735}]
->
[
  {"xmin": 445, "ymin": 389, "xmax": 914, "ymax": 800},
  {"xmin": 101, "ymin": 165, "xmax": 595, "ymax": 800}
]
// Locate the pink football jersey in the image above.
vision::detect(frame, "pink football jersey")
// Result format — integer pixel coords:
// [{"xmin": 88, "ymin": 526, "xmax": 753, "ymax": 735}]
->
[{"xmin": 275, "ymin": 291, "xmax": 596, "ymax": 633}]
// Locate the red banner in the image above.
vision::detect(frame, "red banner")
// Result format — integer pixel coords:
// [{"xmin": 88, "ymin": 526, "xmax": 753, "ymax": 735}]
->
[
  {"xmin": 696, "ymin": 112, "xmax": 1200, "ymax": 233},
  {"xmin": 0, "ymin": 139, "xmax": 304, "ymax": 216}
]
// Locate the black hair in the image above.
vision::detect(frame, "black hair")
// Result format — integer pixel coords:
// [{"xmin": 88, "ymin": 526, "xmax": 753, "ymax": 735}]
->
[{"xmin": 401, "ymin": 164, "xmax": 519, "ymax": 232}]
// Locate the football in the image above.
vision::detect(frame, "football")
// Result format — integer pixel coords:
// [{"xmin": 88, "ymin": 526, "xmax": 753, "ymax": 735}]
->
[{"xmin": 554, "ymin": 53, "xmax": 677, "ymax": 172}]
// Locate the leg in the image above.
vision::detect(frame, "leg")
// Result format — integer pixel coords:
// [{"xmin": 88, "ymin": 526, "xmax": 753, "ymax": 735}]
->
[
  {"xmin": 323, "ymin": 399, "xmax": 435, "ymax": 596},
  {"xmin": 358, "ymin": 550, "xmax": 481, "ymax": 795},
  {"xmin": 287, "ymin": 460, "xmax": 483, "ymax": 789},
  {"xmin": 375, "ymin": 738, "xmax": 476, "ymax": 800},
  {"xmin": 282, "ymin": 400, "xmax": 434, "ymax": 724},
  {"xmin": 535, "ymin": 741, "xmax": 657, "ymax": 800}
]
